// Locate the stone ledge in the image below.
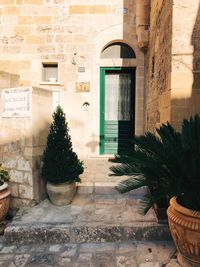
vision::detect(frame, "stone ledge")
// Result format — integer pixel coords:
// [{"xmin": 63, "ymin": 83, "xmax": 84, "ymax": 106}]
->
[{"xmin": 4, "ymin": 223, "xmax": 171, "ymax": 245}]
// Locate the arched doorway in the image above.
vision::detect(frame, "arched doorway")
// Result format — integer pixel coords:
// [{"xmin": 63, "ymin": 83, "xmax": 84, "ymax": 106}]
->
[{"xmin": 100, "ymin": 42, "xmax": 136, "ymax": 155}]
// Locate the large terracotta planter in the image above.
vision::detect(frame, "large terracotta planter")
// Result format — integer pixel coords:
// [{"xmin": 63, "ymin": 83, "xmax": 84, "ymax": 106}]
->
[
  {"xmin": 167, "ymin": 197, "xmax": 200, "ymax": 267},
  {"xmin": 0, "ymin": 182, "xmax": 11, "ymax": 221},
  {"xmin": 46, "ymin": 182, "xmax": 76, "ymax": 206}
]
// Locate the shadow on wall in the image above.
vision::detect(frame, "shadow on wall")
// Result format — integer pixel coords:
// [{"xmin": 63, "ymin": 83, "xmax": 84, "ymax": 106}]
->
[
  {"xmin": 140, "ymin": 0, "xmax": 200, "ymax": 132},
  {"xmin": 190, "ymin": 2, "xmax": 200, "ymax": 118},
  {"xmin": 0, "ymin": 71, "xmax": 20, "ymax": 89},
  {"xmin": 192, "ymin": 3, "xmax": 200, "ymax": 91},
  {"xmin": 146, "ymin": 0, "xmax": 173, "ymax": 132},
  {"xmin": 0, "ymin": 117, "xmax": 51, "ymax": 209},
  {"xmin": 171, "ymin": 1, "xmax": 200, "ymax": 130},
  {"xmin": 86, "ymin": 134, "xmax": 99, "ymax": 153}
]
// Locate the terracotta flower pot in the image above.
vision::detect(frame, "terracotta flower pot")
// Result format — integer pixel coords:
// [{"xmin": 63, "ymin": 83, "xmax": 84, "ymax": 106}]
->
[
  {"xmin": 46, "ymin": 182, "xmax": 76, "ymax": 206},
  {"xmin": 167, "ymin": 197, "xmax": 200, "ymax": 267},
  {"xmin": 0, "ymin": 182, "xmax": 11, "ymax": 221}
]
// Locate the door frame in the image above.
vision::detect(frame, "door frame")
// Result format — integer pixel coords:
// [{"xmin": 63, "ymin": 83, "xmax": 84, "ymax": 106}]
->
[{"xmin": 100, "ymin": 67, "xmax": 135, "ymax": 155}]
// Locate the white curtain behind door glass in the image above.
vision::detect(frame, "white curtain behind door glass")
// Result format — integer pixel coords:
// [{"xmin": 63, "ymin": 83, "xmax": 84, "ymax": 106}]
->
[
  {"xmin": 105, "ymin": 73, "xmax": 131, "ymax": 121},
  {"xmin": 105, "ymin": 74, "xmax": 119, "ymax": 120}
]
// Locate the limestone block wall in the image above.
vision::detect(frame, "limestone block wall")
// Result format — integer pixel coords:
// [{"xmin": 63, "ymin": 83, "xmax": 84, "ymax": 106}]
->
[
  {"xmin": 0, "ymin": 71, "xmax": 19, "ymax": 89},
  {"xmin": 146, "ymin": 0, "xmax": 173, "ymax": 131},
  {"xmin": 0, "ymin": 86, "xmax": 52, "ymax": 208},
  {"xmin": 170, "ymin": 0, "xmax": 200, "ymax": 130},
  {"xmin": 0, "ymin": 0, "xmax": 146, "ymax": 157},
  {"xmin": 147, "ymin": 0, "xmax": 200, "ymax": 132}
]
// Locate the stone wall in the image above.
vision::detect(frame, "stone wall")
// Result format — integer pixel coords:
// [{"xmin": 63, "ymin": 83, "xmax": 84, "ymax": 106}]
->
[
  {"xmin": 147, "ymin": 0, "xmax": 200, "ymax": 132},
  {"xmin": 146, "ymin": 0, "xmax": 173, "ymax": 131},
  {"xmin": 0, "ymin": 71, "xmax": 19, "ymax": 89},
  {"xmin": 0, "ymin": 86, "xmax": 52, "ymax": 208},
  {"xmin": 0, "ymin": 0, "xmax": 146, "ymax": 157},
  {"xmin": 170, "ymin": 0, "xmax": 200, "ymax": 130}
]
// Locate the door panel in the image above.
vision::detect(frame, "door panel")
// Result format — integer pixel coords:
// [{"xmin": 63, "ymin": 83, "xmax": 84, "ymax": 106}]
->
[{"xmin": 100, "ymin": 68, "xmax": 135, "ymax": 155}]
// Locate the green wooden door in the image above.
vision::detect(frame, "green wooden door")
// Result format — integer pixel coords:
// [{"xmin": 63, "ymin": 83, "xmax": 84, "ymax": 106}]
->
[{"xmin": 100, "ymin": 67, "xmax": 135, "ymax": 155}]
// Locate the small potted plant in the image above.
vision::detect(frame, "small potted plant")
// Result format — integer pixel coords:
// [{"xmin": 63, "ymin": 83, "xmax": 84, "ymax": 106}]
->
[
  {"xmin": 42, "ymin": 106, "xmax": 84, "ymax": 206},
  {"xmin": 110, "ymin": 115, "xmax": 200, "ymax": 267},
  {"xmin": 0, "ymin": 163, "xmax": 10, "ymax": 221}
]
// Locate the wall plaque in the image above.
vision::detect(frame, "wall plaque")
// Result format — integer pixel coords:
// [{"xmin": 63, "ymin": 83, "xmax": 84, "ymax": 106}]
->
[
  {"xmin": 118, "ymin": 8, "xmax": 128, "ymax": 14},
  {"xmin": 2, "ymin": 87, "xmax": 32, "ymax": 117},
  {"xmin": 76, "ymin": 82, "xmax": 90, "ymax": 93}
]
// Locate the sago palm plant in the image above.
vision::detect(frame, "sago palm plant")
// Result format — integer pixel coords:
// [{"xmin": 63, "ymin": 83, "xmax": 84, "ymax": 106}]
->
[{"xmin": 110, "ymin": 115, "xmax": 200, "ymax": 214}]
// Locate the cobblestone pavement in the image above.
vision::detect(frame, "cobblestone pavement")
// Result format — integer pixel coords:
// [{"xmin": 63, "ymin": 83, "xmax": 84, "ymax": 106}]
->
[{"xmin": 0, "ymin": 236, "xmax": 180, "ymax": 267}]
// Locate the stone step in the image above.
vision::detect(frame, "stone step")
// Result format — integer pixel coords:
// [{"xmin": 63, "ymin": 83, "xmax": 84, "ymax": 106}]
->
[
  {"xmin": 5, "ymin": 222, "xmax": 171, "ymax": 245},
  {"xmin": 4, "ymin": 190, "xmax": 171, "ymax": 245},
  {"xmin": 77, "ymin": 182, "xmax": 146, "ymax": 196},
  {"xmin": 0, "ymin": 236, "xmax": 178, "ymax": 267}
]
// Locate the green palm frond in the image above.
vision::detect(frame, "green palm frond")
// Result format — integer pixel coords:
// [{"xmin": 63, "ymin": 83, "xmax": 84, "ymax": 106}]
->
[
  {"xmin": 110, "ymin": 115, "xmax": 200, "ymax": 214},
  {"xmin": 137, "ymin": 194, "xmax": 153, "ymax": 215},
  {"xmin": 115, "ymin": 175, "xmax": 146, "ymax": 193},
  {"xmin": 110, "ymin": 163, "xmax": 141, "ymax": 176}
]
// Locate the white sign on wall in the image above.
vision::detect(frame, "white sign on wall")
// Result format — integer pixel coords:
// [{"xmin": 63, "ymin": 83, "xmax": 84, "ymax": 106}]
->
[{"xmin": 2, "ymin": 87, "xmax": 32, "ymax": 117}]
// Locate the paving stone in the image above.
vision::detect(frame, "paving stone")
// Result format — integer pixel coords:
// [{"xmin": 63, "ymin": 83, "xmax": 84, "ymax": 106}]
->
[
  {"xmin": 0, "ymin": 241, "xmax": 179, "ymax": 266},
  {"xmin": 118, "ymin": 242, "xmax": 137, "ymax": 253},
  {"xmin": 77, "ymin": 183, "xmax": 94, "ymax": 194},
  {"xmin": 0, "ymin": 236, "xmax": 6, "ymax": 243},
  {"xmin": 165, "ymin": 259, "xmax": 181, "ymax": 267},
  {"xmin": 96, "ymin": 252, "xmax": 117, "ymax": 267},
  {"xmin": 49, "ymin": 244, "xmax": 62, "ymax": 252},
  {"xmin": 15, "ymin": 245, "xmax": 32, "ymax": 253},
  {"xmin": 27, "ymin": 253, "xmax": 55, "ymax": 266},
  {"xmin": 94, "ymin": 207, "xmax": 115, "ymax": 222},
  {"xmin": 70, "ymin": 205, "xmax": 83, "ymax": 216},
  {"xmin": 94, "ymin": 195, "xmax": 117, "ymax": 205},
  {"xmin": 116, "ymin": 255, "xmax": 137, "ymax": 267},
  {"xmin": 135, "ymin": 242, "xmax": 176, "ymax": 266},
  {"xmin": 139, "ymin": 263, "xmax": 160, "ymax": 267},
  {"xmin": 73, "ymin": 262, "xmax": 92, "ymax": 267},
  {"xmin": 12, "ymin": 254, "xmax": 30, "ymax": 267},
  {"xmin": 30, "ymin": 245, "xmax": 48, "ymax": 252},
  {"xmin": 72, "ymin": 196, "xmax": 93, "ymax": 205},
  {"xmin": 0, "ymin": 261, "xmax": 10, "ymax": 267},
  {"xmin": 0, "ymin": 254, "xmax": 14, "ymax": 261},
  {"xmin": 57, "ymin": 257, "xmax": 71, "ymax": 266},
  {"xmin": 80, "ymin": 243, "xmax": 116, "ymax": 253},
  {"xmin": 1, "ymin": 245, "xmax": 16, "ymax": 253},
  {"xmin": 60, "ymin": 244, "xmax": 77, "ymax": 257},
  {"xmin": 8, "ymin": 263, "xmax": 18, "ymax": 267},
  {"xmin": 94, "ymin": 182, "xmax": 116, "ymax": 194},
  {"xmin": 77, "ymin": 253, "xmax": 93, "ymax": 261}
]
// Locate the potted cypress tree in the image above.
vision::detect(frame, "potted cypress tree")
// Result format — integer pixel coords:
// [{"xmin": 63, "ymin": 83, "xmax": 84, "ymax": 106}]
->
[
  {"xmin": 42, "ymin": 106, "xmax": 84, "ymax": 206},
  {"xmin": 110, "ymin": 115, "xmax": 200, "ymax": 267}
]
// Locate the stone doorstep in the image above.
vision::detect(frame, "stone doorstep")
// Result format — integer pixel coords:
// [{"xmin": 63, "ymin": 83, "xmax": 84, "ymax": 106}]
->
[{"xmin": 4, "ymin": 222, "xmax": 171, "ymax": 245}]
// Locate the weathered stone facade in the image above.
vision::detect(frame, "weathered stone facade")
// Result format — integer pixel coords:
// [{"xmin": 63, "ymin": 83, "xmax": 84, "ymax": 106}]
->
[
  {"xmin": 2, "ymin": 0, "xmax": 200, "ymax": 207},
  {"xmin": 0, "ymin": 0, "xmax": 146, "ymax": 207},
  {"xmin": 0, "ymin": 0, "xmax": 145, "ymax": 157},
  {"xmin": 0, "ymin": 83, "xmax": 52, "ymax": 208},
  {"xmin": 146, "ymin": 0, "xmax": 173, "ymax": 131},
  {"xmin": 170, "ymin": 0, "xmax": 200, "ymax": 129},
  {"xmin": 147, "ymin": 0, "xmax": 200, "ymax": 131}
]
